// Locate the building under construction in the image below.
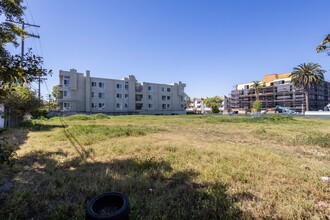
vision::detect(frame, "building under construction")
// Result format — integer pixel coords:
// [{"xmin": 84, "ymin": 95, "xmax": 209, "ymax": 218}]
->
[{"xmin": 229, "ymin": 73, "xmax": 330, "ymax": 113}]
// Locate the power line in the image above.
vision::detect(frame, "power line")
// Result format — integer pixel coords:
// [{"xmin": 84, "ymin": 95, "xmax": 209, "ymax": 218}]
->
[
  {"xmin": 25, "ymin": 0, "xmax": 43, "ymax": 57},
  {"xmin": 26, "ymin": 0, "xmax": 36, "ymax": 26},
  {"xmin": 45, "ymin": 79, "xmax": 51, "ymax": 96}
]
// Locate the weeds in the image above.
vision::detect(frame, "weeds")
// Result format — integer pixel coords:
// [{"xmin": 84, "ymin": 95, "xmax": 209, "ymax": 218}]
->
[
  {"xmin": 296, "ymin": 131, "xmax": 330, "ymax": 148},
  {"xmin": 66, "ymin": 125, "xmax": 159, "ymax": 144},
  {"xmin": 206, "ymin": 114, "xmax": 295, "ymax": 124},
  {"xmin": 55, "ymin": 113, "xmax": 111, "ymax": 121},
  {"xmin": 1, "ymin": 115, "xmax": 330, "ymax": 219},
  {"xmin": 254, "ymin": 126, "xmax": 267, "ymax": 134}
]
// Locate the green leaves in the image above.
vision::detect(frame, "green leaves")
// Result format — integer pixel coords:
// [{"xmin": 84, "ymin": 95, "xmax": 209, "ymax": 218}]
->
[
  {"xmin": 0, "ymin": 1, "xmax": 51, "ymax": 88},
  {"xmin": 290, "ymin": 63, "xmax": 325, "ymax": 90},
  {"xmin": 316, "ymin": 34, "xmax": 330, "ymax": 55},
  {"xmin": 204, "ymin": 97, "xmax": 223, "ymax": 113},
  {"xmin": 0, "ymin": 85, "xmax": 42, "ymax": 117}
]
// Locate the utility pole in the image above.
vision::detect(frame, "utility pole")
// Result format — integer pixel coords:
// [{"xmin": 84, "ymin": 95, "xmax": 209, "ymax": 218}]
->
[
  {"xmin": 8, "ymin": 20, "xmax": 44, "ymax": 98},
  {"xmin": 8, "ymin": 20, "xmax": 40, "ymax": 60},
  {"xmin": 47, "ymin": 94, "xmax": 51, "ymax": 111}
]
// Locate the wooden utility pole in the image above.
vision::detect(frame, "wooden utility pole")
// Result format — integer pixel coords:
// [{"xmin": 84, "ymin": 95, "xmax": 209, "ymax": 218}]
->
[
  {"xmin": 8, "ymin": 20, "xmax": 44, "ymax": 98},
  {"xmin": 9, "ymin": 20, "xmax": 40, "ymax": 60}
]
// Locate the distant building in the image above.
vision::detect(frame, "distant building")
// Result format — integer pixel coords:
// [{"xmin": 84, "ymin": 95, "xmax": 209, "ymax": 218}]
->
[
  {"xmin": 229, "ymin": 73, "xmax": 330, "ymax": 112},
  {"xmin": 187, "ymin": 96, "xmax": 228, "ymax": 114},
  {"xmin": 57, "ymin": 69, "xmax": 186, "ymax": 114}
]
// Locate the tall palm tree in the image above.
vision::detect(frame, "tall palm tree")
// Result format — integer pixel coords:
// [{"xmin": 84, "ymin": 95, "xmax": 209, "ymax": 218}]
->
[
  {"xmin": 290, "ymin": 63, "xmax": 326, "ymax": 112},
  {"xmin": 252, "ymin": 81, "xmax": 263, "ymax": 100}
]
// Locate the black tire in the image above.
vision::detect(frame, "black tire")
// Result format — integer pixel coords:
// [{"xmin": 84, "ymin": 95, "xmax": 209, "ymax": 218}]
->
[{"xmin": 86, "ymin": 192, "xmax": 130, "ymax": 220}]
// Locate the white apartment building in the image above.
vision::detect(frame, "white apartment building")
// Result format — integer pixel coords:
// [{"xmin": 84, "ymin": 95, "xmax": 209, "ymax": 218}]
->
[
  {"xmin": 57, "ymin": 69, "xmax": 186, "ymax": 114},
  {"xmin": 186, "ymin": 96, "xmax": 228, "ymax": 114}
]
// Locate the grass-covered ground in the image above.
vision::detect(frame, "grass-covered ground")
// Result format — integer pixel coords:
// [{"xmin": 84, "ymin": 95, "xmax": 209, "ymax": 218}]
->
[{"xmin": 1, "ymin": 114, "xmax": 330, "ymax": 219}]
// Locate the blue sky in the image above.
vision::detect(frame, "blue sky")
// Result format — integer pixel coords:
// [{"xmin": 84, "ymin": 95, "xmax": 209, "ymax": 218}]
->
[{"xmin": 16, "ymin": 0, "xmax": 330, "ymax": 99}]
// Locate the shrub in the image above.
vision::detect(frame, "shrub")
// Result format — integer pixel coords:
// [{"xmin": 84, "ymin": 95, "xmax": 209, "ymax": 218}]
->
[
  {"xmin": 0, "ymin": 129, "xmax": 16, "ymax": 165},
  {"xmin": 252, "ymin": 100, "xmax": 262, "ymax": 113}
]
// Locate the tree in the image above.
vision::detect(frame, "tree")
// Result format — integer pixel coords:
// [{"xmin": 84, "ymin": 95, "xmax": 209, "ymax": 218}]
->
[
  {"xmin": 290, "ymin": 63, "xmax": 326, "ymax": 112},
  {"xmin": 316, "ymin": 34, "xmax": 330, "ymax": 55},
  {"xmin": 204, "ymin": 96, "xmax": 222, "ymax": 113},
  {"xmin": 0, "ymin": 0, "xmax": 51, "ymax": 90},
  {"xmin": 251, "ymin": 81, "xmax": 264, "ymax": 100},
  {"xmin": 0, "ymin": 85, "xmax": 42, "ymax": 118},
  {"xmin": 183, "ymin": 93, "xmax": 192, "ymax": 109},
  {"xmin": 52, "ymin": 85, "xmax": 59, "ymax": 100},
  {"xmin": 252, "ymin": 100, "xmax": 262, "ymax": 113}
]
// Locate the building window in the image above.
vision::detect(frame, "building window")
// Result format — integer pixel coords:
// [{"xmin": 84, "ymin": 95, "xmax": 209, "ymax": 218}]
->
[
  {"xmin": 162, "ymin": 87, "xmax": 165, "ymax": 92},
  {"xmin": 125, "ymin": 82, "xmax": 129, "ymax": 90},
  {"xmin": 125, "ymin": 94, "xmax": 129, "ymax": 99},
  {"xmin": 99, "ymin": 93, "xmax": 105, "ymax": 99},
  {"xmin": 91, "ymin": 103, "xmax": 97, "ymax": 108},
  {"xmin": 148, "ymin": 86, "xmax": 152, "ymax": 91},
  {"xmin": 116, "ymin": 93, "xmax": 122, "ymax": 99},
  {"xmin": 116, "ymin": 103, "xmax": 122, "ymax": 109},
  {"xmin": 91, "ymin": 82, "xmax": 97, "ymax": 87},
  {"xmin": 136, "ymin": 94, "xmax": 143, "ymax": 101},
  {"xmin": 63, "ymin": 102, "xmax": 70, "ymax": 110},
  {"xmin": 162, "ymin": 96, "xmax": 166, "ymax": 101},
  {"xmin": 91, "ymin": 92, "xmax": 95, "ymax": 98},
  {"xmin": 99, "ymin": 103, "xmax": 105, "ymax": 109},
  {"xmin": 148, "ymin": 95, "xmax": 152, "ymax": 100},
  {"xmin": 124, "ymin": 103, "xmax": 128, "ymax": 108},
  {"xmin": 117, "ymin": 84, "xmax": 122, "ymax": 89},
  {"xmin": 162, "ymin": 104, "xmax": 166, "ymax": 109},
  {"xmin": 63, "ymin": 76, "xmax": 70, "ymax": 87},
  {"xmin": 136, "ymin": 103, "xmax": 143, "ymax": 110},
  {"xmin": 148, "ymin": 104, "xmax": 153, "ymax": 108},
  {"xmin": 99, "ymin": 82, "xmax": 105, "ymax": 89},
  {"xmin": 63, "ymin": 91, "xmax": 68, "ymax": 97},
  {"xmin": 167, "ymin": 96, "xmax": 170, "ymax": 100},
  {"xmin": 167, "ymin": 104, "xmax": 170, "ymax": 108},
  {"xmin": 167, "ymin": 88, "xmax": 171, "ymax": 92}
]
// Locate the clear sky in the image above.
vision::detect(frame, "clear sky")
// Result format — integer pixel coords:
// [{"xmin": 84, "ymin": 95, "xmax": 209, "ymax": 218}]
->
[{"xmin": 16, "ymin": 0, "xmax": 330, "ymax": 99}]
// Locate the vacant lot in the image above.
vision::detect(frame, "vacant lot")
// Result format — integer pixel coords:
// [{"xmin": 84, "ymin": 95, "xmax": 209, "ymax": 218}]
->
[{"xmin": 1, "ymin": 114, "xmax": 330, "ymax": 219}]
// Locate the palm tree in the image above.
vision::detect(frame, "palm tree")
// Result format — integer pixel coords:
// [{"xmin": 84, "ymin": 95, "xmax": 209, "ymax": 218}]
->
[
  {"xmin": 252, "ymin": 81, "xmax": 263, "ymax": 100},
  {"xmin": 316, "ymin": 34, "xmax": 330, "ymax": 55},
  {"xmin": 290, "ymin": 63, "xmax": 326, "ymax": 112}
]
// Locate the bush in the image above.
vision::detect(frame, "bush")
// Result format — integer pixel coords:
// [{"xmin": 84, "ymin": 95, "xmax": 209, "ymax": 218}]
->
[
  {"xmin": 0, "ymin": 129, "xmax": 16, "ymax": 165},
  {"xmin": 31, "ymin": 108, "xmax": 48, "ymax": 119},
  {"xmin": 252, "ymin": 100, "xmax": 262, "ymax": 113}
]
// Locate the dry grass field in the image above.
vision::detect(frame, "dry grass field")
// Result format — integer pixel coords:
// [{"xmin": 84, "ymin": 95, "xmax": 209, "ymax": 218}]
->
[{"xmin": 0, "ymin": 114, "xmax": 330, "ymax": 219}]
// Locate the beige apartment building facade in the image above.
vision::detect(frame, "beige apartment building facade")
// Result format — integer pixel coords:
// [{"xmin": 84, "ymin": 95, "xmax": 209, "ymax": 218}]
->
[{"xmin": 58, "ymin": 69, "xmax": 186, "ymax": 114}]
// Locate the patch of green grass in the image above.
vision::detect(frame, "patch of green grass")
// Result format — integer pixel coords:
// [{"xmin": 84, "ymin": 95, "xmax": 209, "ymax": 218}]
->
[
  {"xmin": 296, "ymin": 131, "xmax": 330, "ymax": 148},
  {"xmin": 253, "ymin": 126, "xmax": 267, "ymax": 134},
  {"xmin": 205, "ymin": 114, "xmax": 295, "ymax": 124},
  {"xmin": 51, "ymin": 113, "xmax": 111, "ymax": 121},
  {"xmin": 65, "ymin": 125, "xmax": 162, "ymax": 145}
]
